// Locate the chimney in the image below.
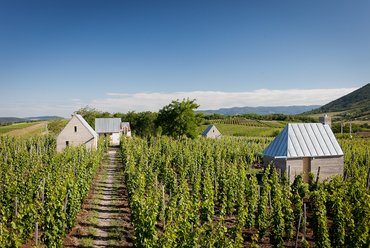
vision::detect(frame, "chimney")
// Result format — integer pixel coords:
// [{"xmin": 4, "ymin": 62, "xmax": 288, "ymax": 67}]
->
[{"xmin": 319, "ymin": 115, "xmax": 331, "ymax": 127}]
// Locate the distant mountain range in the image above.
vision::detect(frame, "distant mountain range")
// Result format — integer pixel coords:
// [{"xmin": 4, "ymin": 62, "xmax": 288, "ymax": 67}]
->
[
  {"xmin": 197, "ymin": 105, "xmax": 322, "ymax": 116},
  {"xmin": 0, "ymin": 116, "xmax": 64, "ymax": 123},
  {"xmin": 302, "ymin": 83, "xmax": 370, "ymax": 118}
]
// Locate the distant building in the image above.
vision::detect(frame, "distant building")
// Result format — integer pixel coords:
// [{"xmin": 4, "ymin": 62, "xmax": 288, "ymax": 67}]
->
[
  {"xmin": 95, "ymin": 118, "xmax": 122, "ymax": 145},
  {"xmin": 262, "ymin": 123, "xmax": 344, "ymax": 183},
  {"xmin": 121, "ymin": 122, "xmax": 131, "ymax": 137},
  {"xmin": 202, "ymin": 125, "xmax": 222, "ymax": 138},
  {"xmin": 319, "ymin": 115, "xmax": 332, "ymax": 127},
  {"xmin": 357, "ymin": 132, "xmax": 370, "ymax": 137},
  {"xmin": 56, "ymin": 115, "xmax": 98, "ymax": 152}
]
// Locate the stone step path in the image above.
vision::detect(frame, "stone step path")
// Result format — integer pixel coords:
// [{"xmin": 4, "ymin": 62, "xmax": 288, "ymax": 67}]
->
[{"xmin": 93, "ymin": 149, "xmax": 117, "ymax": 247}]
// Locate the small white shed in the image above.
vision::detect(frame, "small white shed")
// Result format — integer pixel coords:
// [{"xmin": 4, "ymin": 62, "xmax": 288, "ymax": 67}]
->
[
  {"xmin": 202, "ymin": 125, "xmax": 222, "ymax": 138},
  {"xmin": 121, "ymin": 122, "xmax": 131, "ymax": 137},
  {"xmin": 95, "ymin": 118, "xmax": 122, "ymax": 145},
  {"xmin": 262, "ymin": 123, "xmax": 344, "ymax": 182},
  {"xmin": 56, "ymin": 115, "xmax": 98, "ymax": 152}
]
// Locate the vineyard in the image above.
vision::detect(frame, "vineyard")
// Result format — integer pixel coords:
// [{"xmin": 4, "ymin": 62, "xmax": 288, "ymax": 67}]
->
[
  {"xmin": 1, "ymin": 133, "xmax": 370, "ymax": 247},
  {"xmin": 120, "ymin": 136, "xmax": 370, "ymax": 247},
  {"xmin": 0, "ymin": 135, "xmax": 108, "ymax": 247},
  {"xmin": 210, "ymin": 119, "xmax": 286, "ymax": 128}
]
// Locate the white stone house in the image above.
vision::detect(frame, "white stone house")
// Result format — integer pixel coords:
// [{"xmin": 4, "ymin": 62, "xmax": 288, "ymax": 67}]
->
[
  {"xmin": 202, "ymin": 125, "xmax": 222, "ymax": 138},
  {"xmin": 56, "ymin": 115, "xmax": 98, "ymax": 152},
  {"xmin": 262, "ymin": 123, "xmax": 344, "ymax": 183},
  {"xmin": 95, "ymin": 118, "xmax": 122, "ymax": 145}
]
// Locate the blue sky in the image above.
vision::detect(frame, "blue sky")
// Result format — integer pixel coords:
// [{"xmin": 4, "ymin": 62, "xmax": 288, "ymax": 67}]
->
[{"xmin": 1, "ymin": 0, "xmax": 369, "ymax": 118}]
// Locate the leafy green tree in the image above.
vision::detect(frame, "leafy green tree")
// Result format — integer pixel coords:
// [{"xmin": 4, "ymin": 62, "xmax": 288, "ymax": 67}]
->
[
  {"xmin": 155, "ymin": 98, "xmax": 203, "ymax": 139},
  {"xmin": 47, "ymin": 117, "xmax": 65, "ymax": 134},
  {"xmin": 73, "ymin": 105, "xmax": 101, "ymax": 128}
]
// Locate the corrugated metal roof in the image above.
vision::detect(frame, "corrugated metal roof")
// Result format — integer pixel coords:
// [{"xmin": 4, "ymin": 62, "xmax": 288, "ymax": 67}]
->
[
  {"xmin": 263, "ymin": 123, "xmax": 344, "ymax": 158},
  {"xmin": 202, "ymin": 125, "xmax": 215, "ymax": 135},
  {"xmin": 95, "ymin": 118, "xmax": 121, "ymax": 133},
  {"xmin": 75, "ymin": 115, "xmax": 98, "ymax": 137}
]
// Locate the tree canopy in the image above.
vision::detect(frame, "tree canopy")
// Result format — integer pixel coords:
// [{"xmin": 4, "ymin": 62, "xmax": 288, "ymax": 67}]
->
[{"xmin": 155, "ymin": 98, "xmax": 203, "ymax": 139}]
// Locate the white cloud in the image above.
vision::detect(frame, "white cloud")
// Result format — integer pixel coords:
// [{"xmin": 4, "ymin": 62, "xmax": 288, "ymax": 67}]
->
[
  {"xmin": 0, "ymin": 87, "xmax": 358, "ymax": 118},
  {"xmin": 92, "ymin": 87, "xmax": 358, "ymax": 113}
]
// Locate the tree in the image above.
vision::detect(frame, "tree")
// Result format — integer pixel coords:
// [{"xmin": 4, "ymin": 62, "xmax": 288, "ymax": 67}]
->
[
  {"xmin": 155, "ymin": 98, "xmax": 203, "ymax": 139},
  {"xmin": 73, "ymin": 105, "xmax": 101, "ymax": 128},
  {"xmin": 47, "ymin": 117, "xmax": 65, "ymax": 134}
]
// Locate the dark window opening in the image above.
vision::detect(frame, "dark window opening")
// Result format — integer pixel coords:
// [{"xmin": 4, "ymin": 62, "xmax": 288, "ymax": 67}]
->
[
  {"xmin": 74, "ymin": 126, "xmax": 77, "ymax": 132},
  {"xmin": 66, "ymin": 141, "xmax": 69, "ymax": 147}
]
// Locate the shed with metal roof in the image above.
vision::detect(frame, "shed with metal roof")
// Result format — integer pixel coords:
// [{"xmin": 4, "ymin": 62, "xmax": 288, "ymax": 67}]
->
[
  {"xmin": 56, "ymin": 115, "xmax": 98, "ymax": 152},
  {"xmin": 202, "ymin": 125, "xmax": 222, "ymax": 138},
  {"xmin": 95, "ymin": 118, "xmax": 122, "ymax": 145},
  {"xmin": 121, "ymin": 122, "xmax": 131, "ymax": 137},
  {"xmin": 262, "ymin": 123, "xmax": 344, "ymax": 182}
]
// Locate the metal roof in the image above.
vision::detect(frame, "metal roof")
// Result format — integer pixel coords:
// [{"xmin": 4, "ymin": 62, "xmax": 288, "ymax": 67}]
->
[
  {"xmin": 76, "ymin": 115, "xmax": 98, "ymax": 137},
  {"xmin": 121, "ymin": 122, "xmax": 130, "ymax": 127},
  {"xmin": 95, "ymin": 118, "xmax": 121, "ymax": 133},
  {"xmin": 262, "ymin": 123, "xmax": 344, "ymax": 158},
  {"xmin": 202, "ymin": 125, "xmax": 215, "ymax": 135}
]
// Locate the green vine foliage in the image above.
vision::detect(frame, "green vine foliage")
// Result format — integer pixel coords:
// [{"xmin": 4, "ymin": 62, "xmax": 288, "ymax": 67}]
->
[
  {"xmin": 0, "ymin": 135, "xmax": 105, "ymax": 247},
  {"xmin": 245, "ymin": 174, "xmax": 258, "ymax": 229},
  {"xmin": 269, "ymin": 168, "xmax": 284, "ymax": 247},
  {"xmin": 310, "ymin": 189, "xmax": 330, "ymax": 248},
  {"xmin": 256, "ymin": 166, "xmax": 271, "ymax": 238},
  {"xmin": 281, "ymin": 171, "xmax": 293, "ymax": 240},
  {"xmin": 329, "ymin": 191, "xmax": 345, "ymax": 248}
]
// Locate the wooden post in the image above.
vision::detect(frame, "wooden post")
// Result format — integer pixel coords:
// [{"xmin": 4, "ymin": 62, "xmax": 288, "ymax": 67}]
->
[
  {"xmin": 316, "ymin": 166, "xmax": 321, "ymax": 184},
  {"xmin": 42, "ymin": 178, "xmax": 45, "ymax": 204},
  {"xmin": 35, "ymin": 222, "xmax": 38, "ymax": 245},
  {"xmin": 295, "ymin": 213, "xmax": 302, "ymax": 248},
  {"xmin": 343, "ymin": 168, "xmax": 348, "ymax": 182},
  {"xmin": 367, "ymin": 167, "xmax": 370, "ymax": 188},
  {"xmin": 268, "ymin": 191, "xmax": 271, "ymax": 208},
  {"xmin": 304, "ymin": 203, "xmax": 306, "ymax": 239},
  {"xmin": 257, "ymin": 185, "xmax": 260, "ymax": 202},
  {"xmin": 64, "ymin": 194, "xmax": 68, "ymax": 213},
  {"xmin": 214, "ymin": 173, "xmax": 217, "ymax": 192},
  {"xmin": 162, "ymin": 184, "xmax": 165, "ymax": 226},
  {"xmin": 15, "ymin": 197, "xmax": 17, "ymax": 217}
]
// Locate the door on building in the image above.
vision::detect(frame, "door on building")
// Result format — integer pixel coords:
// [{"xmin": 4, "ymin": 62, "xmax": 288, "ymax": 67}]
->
[{"xmin": 303, "ymin": 157, "xmax": 311, "ymax": 183}]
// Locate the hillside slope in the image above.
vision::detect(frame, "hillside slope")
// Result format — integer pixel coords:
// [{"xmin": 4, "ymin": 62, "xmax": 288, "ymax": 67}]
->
[
  {"xmin": 302, "ymin": 83, "xmax": 370, "ymax": 119},
  {"xmin": 198, "ymin": 105, "xmax": 321, "ymax": 116}
]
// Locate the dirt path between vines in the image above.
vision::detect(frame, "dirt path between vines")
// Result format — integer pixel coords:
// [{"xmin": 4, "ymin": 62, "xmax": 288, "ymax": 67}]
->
[{"xmin": 93, "ymin": 149, "xmax": 116, "ymax": 247}]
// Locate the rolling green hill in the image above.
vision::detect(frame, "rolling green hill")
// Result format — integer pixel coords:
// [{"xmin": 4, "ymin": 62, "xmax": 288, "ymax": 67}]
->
[{"xmin": 302, "ymin": 83, "xmax": 370, "ymax": 120}]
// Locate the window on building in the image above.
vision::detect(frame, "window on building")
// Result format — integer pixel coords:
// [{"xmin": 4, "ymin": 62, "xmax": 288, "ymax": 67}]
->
[
  {"xmin": 74, "ymin": 126, "xmax": 77, "ymax": 132},
  {"xmin": 66, "ymin": 141, "xmax": 69, "ymax": 147}
]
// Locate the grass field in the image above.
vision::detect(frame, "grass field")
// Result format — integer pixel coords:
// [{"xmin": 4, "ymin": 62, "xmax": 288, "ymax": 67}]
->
[
  {"xmin": 198, "ymin": 123, "xmax": 283, "ymax": 137},
  {"xmin": 307, "ymin": 111, "xmax": 345, "ymax": 118},
  {"xmin": 0, "ymin": 122, "xmax": 43, "ymax": 135}
]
